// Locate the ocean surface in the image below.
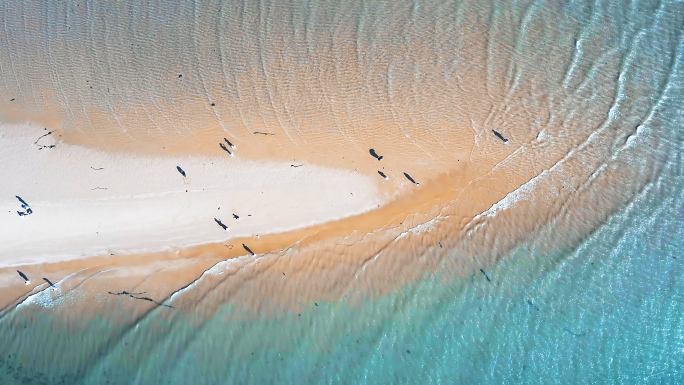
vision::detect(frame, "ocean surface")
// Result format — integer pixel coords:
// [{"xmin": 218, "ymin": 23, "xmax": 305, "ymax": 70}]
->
[{"xmin": 1, "ymin": 0, "xmax": 684, "ymax": 383}]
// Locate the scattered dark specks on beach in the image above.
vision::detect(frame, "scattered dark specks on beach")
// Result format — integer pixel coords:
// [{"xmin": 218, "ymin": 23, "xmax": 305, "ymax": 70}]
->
[
  {"xmin": 178, "ymin": 74, "xmax": 182, "ymax": 78},
  {"xmin": 33, "ymin": 131, "xmax": 56, "ymax": 150},
  {"xmin": 108, "ymin": 290, "xmax": 174, "ymax": 308},
  {"xmin": 377, "ymin": 170, "xmax": 388, "ymax": 179},
  {"xmin": 492, "ymin": 130, "xmax": 509, "ymax": 143},
  {"xmin": 243, "ymin": 243, "xmax": 255, "ymax": 255},
  {"xmin": 210, "ymin": 102, "xmax": 216, "ymax": 107},
  {"xmin": 109, "ymin": 290, "xmax": 138, "ymax": 296},
  {"xmin": 403, "ymin": 172, "xmax": 419, "ymax": 185},
  {"xmin": 10, "ymin": 98, "xmax": 15, "ymax": 101},
  {"xmin": 176, "ymin": 166, "xmax": 186, "ymax": 177},
  {"xmin": 480, "ymin": 269, "xmax": 491, "ymax": 282},
  {"xmin": 253, "ymin": 131, "xmax": 275, "ymax": 136},
  {"xmin": 369, "ymin": 148, "xmax": 383, "ymax": 161},
  {"xmin": 131, "ymin": 295, "xmax": 173, "ymax": 308}
]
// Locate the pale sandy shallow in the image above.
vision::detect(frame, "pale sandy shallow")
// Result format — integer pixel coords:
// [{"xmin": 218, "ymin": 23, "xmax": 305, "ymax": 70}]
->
[{"xmin": 0, "ymin": 123, "xmax": 386, "ymax": 266}]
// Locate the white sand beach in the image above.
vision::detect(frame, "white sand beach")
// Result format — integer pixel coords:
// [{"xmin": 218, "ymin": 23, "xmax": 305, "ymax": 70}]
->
[{"xmin": 0, "ymin": 123, "xmax": 385, "ymax": 267}]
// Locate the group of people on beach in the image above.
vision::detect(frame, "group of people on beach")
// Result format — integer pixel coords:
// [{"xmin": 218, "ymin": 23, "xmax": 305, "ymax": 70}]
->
[
  {"xmin": 370, "ymin": 148, "xmax": 420, "ymax": 185},
  {"xmin": 205, "ymin": 144, "xmax": 422, "ymax": 235},
  {"xmin": 13, "ymin": 130, "xmax": 511, "ymax": 292},
  {"xmin": 372, "ymin": 129, "xmax": 508, "ymax": 184},
  {"xmin": 15, "ymin": 269, "xmax": 57, "ymax": 291},
  {"xmin": 16, "ymin": 196, "xmax": 33, "ymax": 217},
  {"xmin": 210, "ymin": 130, "xmax": 511, "ymax": 232},
  {"xmin": 219, "ymin": 137, "xmax": 236, "ymax": 156}
]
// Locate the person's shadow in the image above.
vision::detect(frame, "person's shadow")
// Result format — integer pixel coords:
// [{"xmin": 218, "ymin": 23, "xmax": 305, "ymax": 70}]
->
[
  {"xmin": 243, "ymin": 244, "xmax": 255, "ymax": 255},
  {"xmin": 369, "ymin": 149, "xmax": 383, "ymax": 161},
  {"xmin": 43, "ymin": 278, "xmax": 56, "ymax": 289},
  {"xmin": 214, "ymin": 218, "xmax": 228, "ymax": 231},
  {"xmin": 17, "ymin": 270, "xmax": 30, "ymax": 283},
  {"xmin": 403, "ymin": 172, "xmax": 419, "ymax": 185}
]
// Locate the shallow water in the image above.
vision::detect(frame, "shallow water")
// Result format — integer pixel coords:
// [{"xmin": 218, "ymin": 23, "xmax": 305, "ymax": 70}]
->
[
  {"xmin": 1, "ymin": 0, "xmax": 683, "ymax": 383},
  {"xmin": 2, "ymin": 154, "xmax": 683, "ymax": 383}
]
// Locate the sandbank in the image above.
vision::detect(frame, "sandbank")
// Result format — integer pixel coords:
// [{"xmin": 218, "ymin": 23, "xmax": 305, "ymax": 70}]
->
[
  {"xmin": 0, "ymin": 123, "xmax": 385, "ymax": 267},
  {"xmin": 0, "ymin": 109, "xmax": 657, "ymax": 318},
  {"xmin": 0, "ymin": 1, "xmax": 661, "ymax": 316}
]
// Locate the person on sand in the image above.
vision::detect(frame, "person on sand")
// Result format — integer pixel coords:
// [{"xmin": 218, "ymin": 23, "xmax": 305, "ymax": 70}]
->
[
  {"xmin": 43, "ymin": 278, "xmax": 56, "ymax": 290},
  {"xmin": 492, "ymin": 130, "xmax": 509, "ymax": 143},
  {"xmin": 214, "ymin": 218, "xmax": 229, "ymax": 231},
  {"xmin": 219, "ymin": 142, "xmax": 233, "ymax": 156},
  {"xmin": 17, "ymin": 270, "xmax": 30, "ymax": 284},
  {"xmin": 176, "ymin": 166, "xmax": 186, "ymax": 177},
  {"xmin": 16, "ymin": 196, "xmax": 29, "ymax": 206},
  {"xmin": 242, "ymin": 243, "xmax": 255, "ymax": 255},
  {"xmin": 369, "ymin": 148, "xmax": 383, "ymax": 161},
  {"xmin": 403, "ymin": 172, "xmax": 419, "ymax": 185}
]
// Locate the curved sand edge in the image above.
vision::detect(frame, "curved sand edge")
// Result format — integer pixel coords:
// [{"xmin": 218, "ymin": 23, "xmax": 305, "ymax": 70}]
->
[{"xmin": 0, "ymin": 123, "xmax": 387, "ymax": 267}]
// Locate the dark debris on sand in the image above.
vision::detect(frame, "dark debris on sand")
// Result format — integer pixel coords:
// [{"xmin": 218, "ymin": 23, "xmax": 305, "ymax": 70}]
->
[{"xmin": 108, "ymin": 290, "xmax": 174, "ymax": 308}]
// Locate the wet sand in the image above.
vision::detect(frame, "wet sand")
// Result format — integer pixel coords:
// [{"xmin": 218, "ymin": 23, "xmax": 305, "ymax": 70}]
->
[
  {"xmin": 0, "ymin": 105, "xmax": 660, "ymax": 319},
  {"xmin": 0, "ymin": 0, "xmax": 672, "ymax": 320}
]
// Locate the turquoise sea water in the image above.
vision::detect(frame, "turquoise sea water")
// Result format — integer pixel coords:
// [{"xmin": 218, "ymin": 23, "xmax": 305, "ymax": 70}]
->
[{"xmin": 1, "ymin": 0, "xmax": 684, "ymax": 383}]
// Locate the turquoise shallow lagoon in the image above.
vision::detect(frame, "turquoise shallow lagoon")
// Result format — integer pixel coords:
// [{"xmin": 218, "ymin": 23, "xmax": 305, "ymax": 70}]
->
[{"xmin": 1, "ymin": 0, "xmax": 684, "ymax": 383}]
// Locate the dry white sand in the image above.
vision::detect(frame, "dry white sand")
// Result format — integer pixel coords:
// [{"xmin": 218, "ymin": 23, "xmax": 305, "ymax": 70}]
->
[{"xmin": 0, "ymin": 123, "xmax": 385, "ymax": 267}]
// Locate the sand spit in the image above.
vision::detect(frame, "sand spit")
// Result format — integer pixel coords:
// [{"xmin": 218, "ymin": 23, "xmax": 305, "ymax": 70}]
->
[
  {"xmin": 0, "ymin": 0, "xmax": 678, "ymax": 318},
  {"xmin": 0, "ymin": 123, "xmax": 385, "ymax": 267},
  {"xmin": 0, "ymin": 105, "xmax": 662, "ymax": 318}
]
